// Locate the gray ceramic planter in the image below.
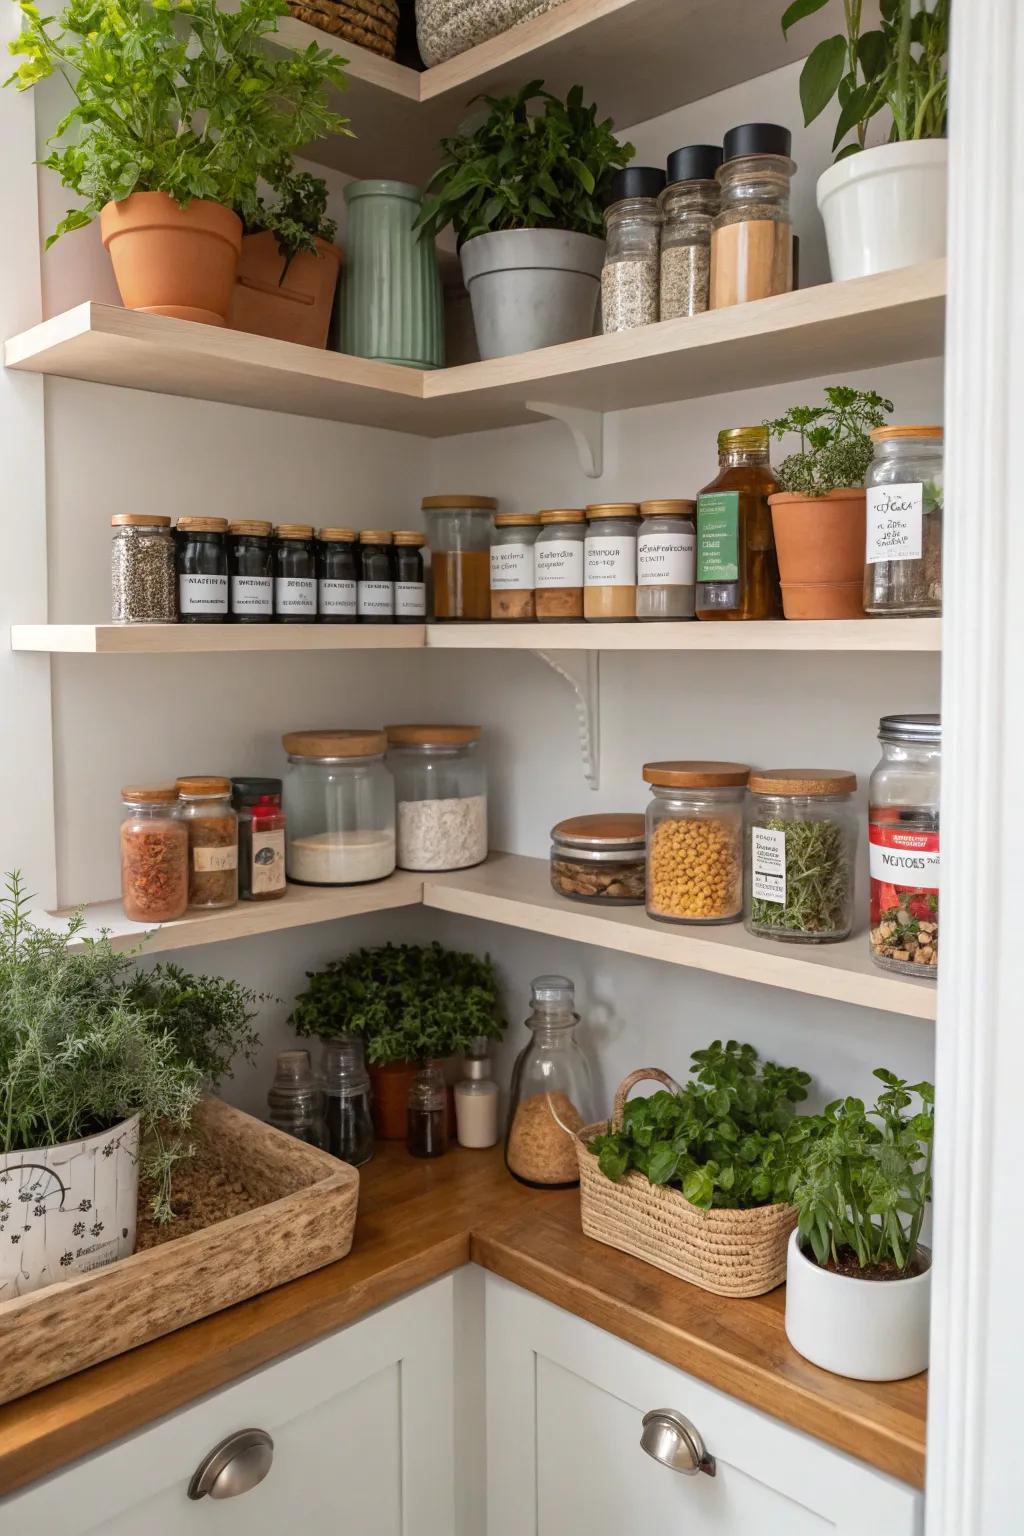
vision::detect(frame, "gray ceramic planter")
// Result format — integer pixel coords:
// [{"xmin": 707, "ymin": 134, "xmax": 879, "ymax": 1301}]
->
[{"xmin": 459, "ymin": 228, "xmax": 605, "ymax": 359}]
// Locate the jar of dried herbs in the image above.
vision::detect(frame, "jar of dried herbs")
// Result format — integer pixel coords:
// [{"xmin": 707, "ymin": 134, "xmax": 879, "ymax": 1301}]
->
[
  {"xmin": 120, "ymin": 784, "xmax": 188, "ymax": 923},
  {"xmin": 746, "ymin": 770, "xmax": 858, "ymax": 944},
  {"xmin": 659, "ymin": 144, "xmax": 722, "ymax": 319},
  {"xmin": 177, "ymin": 775, "xmax": 238, "ymax": 909},
  {"xmin": 317, "ymin": 527, "xmax": 358, "ymax": 623},
  {"xmin": 863, "ymin": 426, "xmax": 944, "ymax": 616},
  {"xmin": 176, "ymin": 516, "xmax": 229, "ymax": 622},
  {"xmin": 601, "ymin": 166, "xmax": 665, "ymax": 333},
  {"xmin": 228, "ymin": 520, "xmax": 273, "ymax": 623},
  {"xmin": 111, "ymin": 515, "xmax": 177, "ymax": 624},
  {"xmin": 393, "ymin": 530, "xmax": 427, "ymax": 622},
  {"xmin": 274, "ymin": 524, "xmax": 317, "ymax": 622}
]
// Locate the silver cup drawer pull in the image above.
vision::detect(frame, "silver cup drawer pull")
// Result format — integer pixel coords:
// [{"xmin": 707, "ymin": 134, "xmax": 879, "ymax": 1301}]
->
[
  {"xmin": 640, "ymin": 1409, "xmax": 716, "ymax": 1477},
  {"xmin": 188, "ymin": 1428, "xmax": 274, "ymax": 1500}
]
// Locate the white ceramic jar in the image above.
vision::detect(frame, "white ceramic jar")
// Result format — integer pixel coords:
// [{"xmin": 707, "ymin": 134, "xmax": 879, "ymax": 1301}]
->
[{"xmin": 816, "ymin": 139, "xmax": 948, "ymax": 281}]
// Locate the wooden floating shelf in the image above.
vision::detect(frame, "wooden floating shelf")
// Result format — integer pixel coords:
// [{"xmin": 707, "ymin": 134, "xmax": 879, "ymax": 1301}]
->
[
  {"xmin": 10, "ymin": 623, "xmax": 426, "ymax": 654},
  {"xmin": 5, "ymin": 262, "xmax": 945, "ymax": 434}
]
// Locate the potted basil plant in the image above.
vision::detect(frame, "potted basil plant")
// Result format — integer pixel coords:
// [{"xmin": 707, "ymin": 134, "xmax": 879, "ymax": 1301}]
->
[{"xmin": 415, "ymin": 80, "xmax": 633, "ymax": 359}]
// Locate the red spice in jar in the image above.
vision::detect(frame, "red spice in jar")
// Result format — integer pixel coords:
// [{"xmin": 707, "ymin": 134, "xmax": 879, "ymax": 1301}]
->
[{"xmin": 120, "ymin": 786, "xmax": 189, "ymax": 923}]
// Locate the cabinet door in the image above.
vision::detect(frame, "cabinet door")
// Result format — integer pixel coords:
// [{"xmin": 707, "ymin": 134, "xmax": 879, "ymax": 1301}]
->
[
  {"xmin": 6, "ymin": 1276, "xmax": 456, "ymax": 1536},
  {"xmin": 485, "ymin": 1274, "xmax": 923, "ymax": 1536}
]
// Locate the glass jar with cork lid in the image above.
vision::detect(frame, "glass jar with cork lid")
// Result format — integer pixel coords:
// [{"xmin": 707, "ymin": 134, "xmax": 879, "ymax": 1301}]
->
[
  {"xmin": 746, "ymin": 770, "xmax": 858, "ymax": 944},
  {"xmin": 584, "ymin": 503, "xmax": 639, "ymax": 621},
  {"xmin": 111, "ymin": 514, "xmax": 177, "ymax": 624},
  {"xmin": 176, "ymin": 516, "xmax": 229, "ymax": 622},
  {"xmin": 228, "ymin": 520, "xmax": 273, "ymax": 623},
  {"xmin": 535, "ymin": 510, "xmax": 586, "ymax": 621},
  {"xmin": 317, "ymin": 527, "xmax": 357, "ymax": 624},
  {"xmin": 549, "ymin": 814, "xmax": 646, "ymax": 905},
  {"xmin": 120, "ymin": 784, "xmax": 188, "ymax": 923},
  {"xmin": 393, "ymin": 531, "xmax": 427, "ymax": 621},
  {"xmin": 864, "ymin": 426, "xmax": 944, "ymax": 616},
  {"xmin": 643, "ymin": 760, "xmax": 749, "ymax": 925},
  {"xmin": 282, "ymin": 730, "xmax": 395, "ymax": 886},
  {"xmin": 490, "ymin": 513, "xmax": 539, "ymax": 621},
  {"xmin": 422, "ymin": 494, "xmax": 496, "ymax": 621},
  {"xmin": 386, "ymin": 723, "xmax": 487, "ymax": 872},
  {"xmin": 358, "ymin": 530, "xmax": 395, "ymax": 622},
  {"xmin": 176, "ymin": 776, "xmax": 238, "ymax": 910},
  {"xmin": 273, "ymin": 524, "xmax": 317, "ymax": 622},
  {"xmin": 636, "ymin": 499, "xmax": 697, "ymax": 620}
]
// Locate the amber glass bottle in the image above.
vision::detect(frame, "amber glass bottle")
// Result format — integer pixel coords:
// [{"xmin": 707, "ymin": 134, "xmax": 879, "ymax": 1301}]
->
[{"xmin": 695, "ymin": 426, "xmax": 781, "ymax": 620}]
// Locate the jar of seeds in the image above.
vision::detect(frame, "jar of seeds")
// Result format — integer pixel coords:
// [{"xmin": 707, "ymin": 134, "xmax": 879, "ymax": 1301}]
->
[
  {"xmin": 111, "ymin": 514, "xmax": 176, "ymax": 624},
  {"xmin": 659, "ymin": 144, "xmax": 722, "ymax": 319},
  {"xmin": 601, "ymin": 167, "xmax": 665, "ymax": 333}
]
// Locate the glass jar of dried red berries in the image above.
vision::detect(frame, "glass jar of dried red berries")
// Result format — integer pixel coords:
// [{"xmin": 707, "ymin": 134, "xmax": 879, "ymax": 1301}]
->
[{"xmin": 868, "ymin": 714, "xmax": 940, "ymax": 977}]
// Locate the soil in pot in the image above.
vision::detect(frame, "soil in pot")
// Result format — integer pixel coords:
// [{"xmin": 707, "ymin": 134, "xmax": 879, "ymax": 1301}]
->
[
  {"xmin": 770, "ymin": 489, "xmax": 866, "ymax": 620},
  {"xmin": 136, "ymin": 1143, "xmax": 265, "ymax": 1248},
  {"xmin": 100, "ymin": 191, "xmax": 242, "ymax": 326},
  {"xmin": 228, "ymin": 232, "xmax": 342, "ymax": 348},
  {"xmin": 819, "ymin": 1246, "xmax": 929, "ymax": 1281}
]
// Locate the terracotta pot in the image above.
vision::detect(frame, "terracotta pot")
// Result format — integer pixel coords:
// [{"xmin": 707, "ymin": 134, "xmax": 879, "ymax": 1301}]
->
[
  {"xmin": 769, "ymin": 489, "xmax": 867, "ymax": 620},
  {"xmin": 369, "ymin": 1059, "xmax": 455, "ymax": 1142},
  {"xmin": 228, "ymin": 232, "xmax": 342, "ymax": 348},
  {"xmin": 100, "ymin": 192, "xmax": 242, "ymax": 326}
]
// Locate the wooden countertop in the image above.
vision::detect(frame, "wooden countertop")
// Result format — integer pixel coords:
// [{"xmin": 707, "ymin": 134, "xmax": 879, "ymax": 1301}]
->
[{"xmin": 0, "ymin": 1145, "xmax": 927, "ymax": 1495}]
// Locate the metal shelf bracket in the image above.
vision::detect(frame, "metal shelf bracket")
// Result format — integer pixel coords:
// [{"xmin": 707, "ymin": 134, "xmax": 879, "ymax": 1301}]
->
[
  {"xmin": 531, "ymin": 649, "xmax": 601, "ymax": 790},
  {"xmin": 525, "ymin": 399, "xmax": 604, "ymax": 478}
]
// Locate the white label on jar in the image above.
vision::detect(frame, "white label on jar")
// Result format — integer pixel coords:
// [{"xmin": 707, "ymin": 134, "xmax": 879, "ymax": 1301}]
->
[
  {"xmin": 536, "ymin": 539, "xmax": 583, "ymax": 589},
  {"xmin": 637, "ymin": 530, "xmax": 696, "ymax": 586},
  {"xmin": 585, "ymin": 535, "xmax": 636, "ymax": 587},
  {"xmin": 396, "ymin": 581, "xmax": 426, "ymax": 616},
  {"xmin": 866, "ymin": 481, "xmax": 923, "ymax": 563},
  {"xmin": 251, "ymin": 828, "xmax": 286, "ymax": 894},
  {"xmin": 319, "ymin": 578, "xmax": 357, "ymax": 616},
  {"xmin": 752, "ymin": 826, "xmax": 787, "ymax": 905},
  {"xmin": 358, "ymin": 580, "xmax": 394, "ymax": 617},
  {"xmin": 490, "ymin": 544, "xmax": 535, "ymax": 590},
  {"xmin": 231, "ymin": 575, "xmax": 272, "ymax": 616},
  {"xmin": 275, "ymin": 577, "xmax": 316, "ymax": 616},
  {"xmin": 179, "ymin": 573, "xmax": 227, "ymax": 614},
  {"xmin": 194, "ymin": 844, "xmax": 238, "ymax": 873},
  {"xmin": 869, "ymin": 827, "xmax": 940, "ymax": 889}
]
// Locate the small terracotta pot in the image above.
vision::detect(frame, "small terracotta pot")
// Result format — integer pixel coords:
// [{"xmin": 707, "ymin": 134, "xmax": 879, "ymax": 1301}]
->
[
  {"xmin": 369, "ymin": 1059, "xmax": 455, "ymax": 1142},
  {"xmin": 100, "ymin": 192, "xmax": 242, "ymax": 327},
  {"xmin": 769, "ymin": 488, "xmax": 867, "ymax": 620},
  {"xmin": 228, "ymin": 232, "xmax": 342, "ymax": 348}
]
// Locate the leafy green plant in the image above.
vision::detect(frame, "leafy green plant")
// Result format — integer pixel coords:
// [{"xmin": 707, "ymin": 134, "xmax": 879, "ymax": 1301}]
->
[
  {"xmin": 782, "ymin": 0, "xmax": 949, "ymax": 159},
  {"xmin": 6, "ymin": 0, "xmax": 352, "ymax": 246},
  {"xmin": 790, "ymin": 1069, "xmax": 934, "ymax": 1274},
  {"xmin": 247, "ymin": 169, "xmax": 338, "ymax": 277},
  {"xmin": 765, "ymin": 385, "xmax": 893, "ymax": 495},
  {"xmin": 589, "ymin": 1041, "xmax": 812, "ymax": 1210},
  {"xmin": 290, "ymin": 942, "xmax": 505, "ymax": 1065},
  {"xmin": 414, "ymin": 79, "xmax": 634, "ymax": 246},
  {"xmin": 127, "ymin": 962, "xmax": 266, "ymax": 1087}
]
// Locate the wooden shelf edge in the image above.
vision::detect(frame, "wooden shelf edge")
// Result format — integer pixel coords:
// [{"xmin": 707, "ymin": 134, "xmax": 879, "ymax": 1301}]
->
[{"xmin": 9, "ymin": 623, "xmax": 427, "ymax": 654}]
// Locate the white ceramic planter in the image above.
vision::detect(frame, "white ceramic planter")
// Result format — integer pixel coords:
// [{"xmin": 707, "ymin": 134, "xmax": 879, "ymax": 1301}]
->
[
  {"xmin": 784, "ymin": 1228, "xmax": 931, "ymax": 1380},
  {"xmin": 0, "ymin": 1115, "xmax": 140, "ymax": 1300},
  {"xmin": 816, "ymin": 139, "xmax": 948, "ymax": 281},
  {"xmin": 459, "ymin": 228, "xmax": 605, "ymax": 360}
]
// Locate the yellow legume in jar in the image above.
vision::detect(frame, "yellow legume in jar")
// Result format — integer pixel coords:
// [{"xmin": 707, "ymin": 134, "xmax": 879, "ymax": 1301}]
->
[{"xmin": 647, "ymin": 815, "xmax": 742, "ymax": 921}]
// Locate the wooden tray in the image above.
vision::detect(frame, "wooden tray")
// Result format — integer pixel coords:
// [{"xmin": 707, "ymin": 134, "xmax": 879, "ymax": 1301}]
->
[{"xmin": 0, "ymin": 1098, "xmax": 359, "ymax": 1406}]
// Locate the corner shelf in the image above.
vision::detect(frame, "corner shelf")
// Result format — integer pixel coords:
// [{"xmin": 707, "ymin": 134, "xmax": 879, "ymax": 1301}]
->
[{"xmin": 10, "ymin": 623, "xmax": 426, "ymax": 654}]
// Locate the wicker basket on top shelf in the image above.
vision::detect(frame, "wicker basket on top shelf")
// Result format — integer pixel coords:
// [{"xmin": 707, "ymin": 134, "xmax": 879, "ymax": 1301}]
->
[
  {"xmin": 288, "ymin": 0, "xmax": 400, "ymax": 57},
  {"xmin": 416, "ymin": 0, "xmax": 567, "ymax": 66},
  {"xmin": 575, "ymin": 1068, "xmax": 798, "ymax": 1299}
]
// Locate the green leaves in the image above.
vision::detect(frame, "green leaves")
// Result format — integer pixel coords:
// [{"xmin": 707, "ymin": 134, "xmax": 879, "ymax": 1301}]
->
[
  {"xmin": 765, "ymin": 385, "xmax": 893, "ymax": 496},
  {"xmin": 799, "ymin": 34, "xmax": 847, "ymax": 125},
  {"xmin": 781, "ymin": 0, "xmax": 829, "ymax": 34}
]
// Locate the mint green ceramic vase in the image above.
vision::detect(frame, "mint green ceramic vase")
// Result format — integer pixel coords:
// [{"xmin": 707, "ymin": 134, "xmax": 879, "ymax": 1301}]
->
[{"xmin": 339, "ymin": 180, "xmax": 444, "ymax": 369}]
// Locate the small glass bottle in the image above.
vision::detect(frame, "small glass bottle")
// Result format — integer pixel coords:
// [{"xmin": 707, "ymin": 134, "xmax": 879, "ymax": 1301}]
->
[
  {"xmin": 267, "ymin": 1050, "xmax": 328, "ymax": 1150},
  {"xmin": 317, "ymin": 527, "xmax": 358, "ymax": 624},
  {"xmin": 228, "ymin": 520, "xmax": 274, "ymax": 623},
  {"xmin": 111, "ymin": 514, "xmax": 177, "ymax": 624},
  {"xmin": 711, "ymin": 123, "xmax": 795, "ymax": 309},
  {"xmin": 696, "ymin": 426, "xmax": 781, "ymax": 620},
  {"xmin": 864, "ymin": 427, "xmax": 944, "ymax": 616},
  {"xmin": 393, "ymin": 530, "xmax": 427, "ymax": 622},
  {"xmin": 455, "ymin": 1041, "xmax": 500, "ymax": 1149},
  {"xmin": 231, "ymin": 776, "xmax": 286, "ymax": 901},
  {"xmin": 601, "ymin": 166, "xmax": 666, "ymax": 333},
  {"xmin": 274, "ymin": 524, "xmax": 317, "ymax": 622},
  {"xmin": 176, "ymin": 516, "xmax": 229, "ymax": 623},
  {"xmin": 358, "ymin": 530, "xmax": 395, "ymax": 623},
  {"xmin": 659, "ymin": 144, "xmax": 723, "ymax": 319},
  {"xmin": 321, "ymin": 1036, "xmax": 375, "ymax": 1167},
  {"xmin": 746, "ymin": 769, "xmax": 858, "ymax": 944},
  {"xmin": 643, "ymin": 761, "xmax": 749, "ymax": 925},
  {"xmin": 636, "ymin": 499, "xmax": 697, "ymax": 620},
  {"xmin": 490, "ymin": 513, "xmax": 539, "ymax": 622},
  {"xmin": 407, "ymin": 1065, "xmax": 449, "ymax": 1158},
  {"xmin": 869, "ymin": 714, "xmax": 940, "ymax": 977},
  {"xmin": 176, "ymin": 775, "xmax": 239, "ymax": 909},
  {"xmin": 505, "ymin": 976, "xmax": 594, "ymax": 1189},
  {"xmin": 120, "ymin": 784, "xmax": 188, "ymax": 923},
  {"xmin": 535, "ymin": 509, "xmax": 586, "ymax": 622},
  {"xmin": 584, "ymin": 504, "xmax": 640, "ymax": 622}
]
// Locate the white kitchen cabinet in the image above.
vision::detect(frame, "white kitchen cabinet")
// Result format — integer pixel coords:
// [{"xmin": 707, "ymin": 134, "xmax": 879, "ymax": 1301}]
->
[
  {"xmin": 4, "ymin": 1276, "xmax": 457, "ymax": 1536},
  {"xmin": 485, "ymin": 1274, "xmax": 923, "ymax": 1536}
]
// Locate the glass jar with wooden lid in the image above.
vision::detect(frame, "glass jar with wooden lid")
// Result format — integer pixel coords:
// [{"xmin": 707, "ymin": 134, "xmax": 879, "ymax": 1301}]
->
[
  {"xmin": 636, "ymin": 499, "xmax": 697, "ymax": 620},
  {"xmin": 282, "ymin": 730, "xmax": 395, "ymax": 886},
  {"xmin": 176, "ymin": 516, "xmax": 229, "ymax": 623},
  {"xmin": 228, "ymin": 519, "xmax": 273, "ymax": 623},
  {"xmin": 273, "ymin": 524, "xmax": 317, "ymax": 623},
  {"xmin": 643, "ymin": 761, "xmax": 750, "ymax": 924},
  {"xmin": 696, "ymin": 426, "xmax": 781, "ymax": 620},
  {"xmin": 316, "ymin": 527, "xmax": 357, "ymax": 624},
  {"xmin": 746, "ymin": 769, "xmax": 858, "ymax": 944},
  {"xmin": 358, "ymin": 530, "xmax": 395, "ymax": 623},
  {"xmin": 490, "ymin": 513, "xmax": 540, "ymax": 622},
  {"xmin": 864, "ymin": 426, "xmax": 944, "ymax": 616},
  {"xmin": 422, "ymin": 494, "xmax": 497, "ymax": 621},
  {"xmin": 111, "ymin": 514, "xmax": 177, "ymax": 624},
  {"xmin": 535, "ymin": 510, "xmax": 586, "ymax": 621},
  {"xmin": 550, "ymin": 814, "xmax": 646, "ymax": 905},
  {"xmin": 584, "ymin": 504, "xmax": 640, "ymax": 622},
  {"xmin": 393, "ymin": 531, "xmax": 426, "ymax": 622},
  {"xmin": 386, "ymin": 724, "xmax": 487, "ymax": 871},
  {"xmin": 120, "ymin": 784, "xmax": 188, "ymax": 923},
  {"xmin": 176, "ymin": 775, "xmax": 238, "ymax": 910}
]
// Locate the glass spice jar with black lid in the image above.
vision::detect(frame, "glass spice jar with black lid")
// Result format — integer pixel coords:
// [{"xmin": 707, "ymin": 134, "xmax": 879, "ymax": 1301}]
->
[
  {"xmin": 393, "ymin": 530, "xmax": 426, "ymax": 622},
  {"xmin": 176, "ymin": 516, "xmax": 229, "ymax": 623},
  {"xmin": 228, "ymin": 519, "xmax": 273, "ymax": 623},
  {"xmin": 317, "ymin": 527, "xmax": 357, "ymax": 624},
  {"xmin": 274, "ymin": 524, "xmax": 317, "ymax": 622},
  {"xmin": 358, "ymin": 529, "xmax": 395, "ymax": 623},
  {"xmin": 231, "ymin": 776, "xmax": 286, "ymax": 901}
]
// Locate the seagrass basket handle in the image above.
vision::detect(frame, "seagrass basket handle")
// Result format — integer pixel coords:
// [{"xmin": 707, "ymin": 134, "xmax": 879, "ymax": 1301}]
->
[{"xmin": 611, "ymin": 1068, "xmax": 684, "ymax": 1131}]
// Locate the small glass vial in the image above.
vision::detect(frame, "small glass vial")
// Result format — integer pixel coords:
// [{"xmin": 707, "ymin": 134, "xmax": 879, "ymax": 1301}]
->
[
  {"xmin": 864, "ymin": 426, "xmax": 944, "ymax": 616},
  {"xmin": 317, "ymin": 527, "xmax": 358, "ymax": 624},
  {"xmin": 407, "ymin": 1065, "xmax": 449, "ymax": 1158},
  {"xmin": 358, "ymin": 530, "xmax": 395, "ymax": 623},
  {"xmin": 659, "ymin": 144, "xmax": 723, "ymax": 319},
  {"xmin": 746, "ymin": 770, "xmax": 858, "ymax": 944},
  {"xmin": 711, "ymin": 123, "xmax": 795, "ymax": 309},
  {"xmin": 267, "ymin": 1050, "xmax": 328, "ymax": 1149},
  {"xmin": 176, "ymin": 516, "xmax": 229, "ymax": 622},
  {"xmin": 506, "ymin": 976, "xmax": 594, "ymax": 1189},
  {"xmin": 644, "ymin": 760, "xmax": 749, "ymax": 924},
  {"xmin": 696, "ymin": 426, "xmax": 781, "ymax": 620},
  {"xmin": 393, "ymin": 530, "xmax": 427, "ymax": 622},
  {"xmin": 228, "ymin": 520, "xmax": 273, "ymax": 623},
  {"xmin": 490, "ymin": 512, "xmax": 539, "ymax": 621},
  {"xmin": 274, "ymin": 524, "xmax": 317, "ymax": 622},
  {"xmin": 120, "ymin": 784, "xmax": 188, "ymax": 923},
  {"xmin": 111, "ymin": 514, "xmax": 177, "ymax": 624},
  {"xmin": 454, "ymin": 1041, "xmax": 500, "ymax": 1149},
  {"xmin": 321, "ymin": 1036, "xmax": 374, "ymax": 1167},
  {"xmin": 869, "ymin": 714, "xmax": 940, "ymax": 977},
  {"xmin": 231, "ymin": 776, "xmax": 286, "ymax": 901},
  {"xmin": 535, "ymin": 509, "xmax": 586, "ymax": 622},
  {"xmin": 601, "ymin": 166, "xmax": 665, "ymax": 333},
  {"xmin": 176, "ymin": 775, "xmax": 239, "ymax": 909},
  {"xmin": 584, "ymin": 504, "xmax": 639, "ymax": 622},
  {"xmin": 636, "ymin": 499, "xmax": 697, "ymax": 620}
]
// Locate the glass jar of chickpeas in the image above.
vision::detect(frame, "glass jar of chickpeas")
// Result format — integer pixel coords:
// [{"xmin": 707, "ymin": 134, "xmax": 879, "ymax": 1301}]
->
[{"xmin": 643, "ymin": 760, "xmax": 749, "ymax": 925}]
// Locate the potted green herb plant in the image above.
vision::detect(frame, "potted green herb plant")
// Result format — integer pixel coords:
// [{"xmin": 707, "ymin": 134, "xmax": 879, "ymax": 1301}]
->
[
  {"xmin": 785, "ymin": 1069, "xmax": 934, "ymax": 1381},
  {"xmin": 415, "ymin": 80, "xmax": 633, "ymax": 359},
  {"xmin": 290, "ymin": 942, "xmax": 505, "ymax": 1139},
  {"xmin": 783, "ymin": 0, "xmax": 949, "ymax": 279},
  {"xmin": 766, "ymin": 386, "xmax": 893, "ymax": 618},
  {"xmin": 6, "ymin": 0, "xmax": 350, "ymax": 326},
  {"xmin": 228, "ymin": 171, "xmax": 343, "ymax": 349}
]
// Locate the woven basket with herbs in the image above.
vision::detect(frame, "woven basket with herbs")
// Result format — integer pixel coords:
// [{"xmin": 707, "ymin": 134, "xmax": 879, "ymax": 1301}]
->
[{"xmin": 576, "ymin": 1048, "xmax": 807, "ymax": 1298}]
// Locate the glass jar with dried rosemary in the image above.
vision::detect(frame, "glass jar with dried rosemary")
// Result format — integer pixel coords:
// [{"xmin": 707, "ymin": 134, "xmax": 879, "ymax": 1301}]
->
[{"xmin": 746, "ymin": 770, "xmax": 858, "ymax": 944}]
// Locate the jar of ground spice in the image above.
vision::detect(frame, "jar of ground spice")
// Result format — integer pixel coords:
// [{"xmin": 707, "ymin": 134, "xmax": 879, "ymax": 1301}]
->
[
  {"xmin": 506, "ymin": 976, "xmax": 594, "ymax": 1189},
  {"xmin": 393, "ymin": 531, "xmax": 427, "ymax": 621},
  {"xmin": 176, "ymin": 516, "xmax": 229, "ymax": 622},
  {"xmin": 358, "ymin": 530, "xmax": 395, "ymax": 622},
  {"xmin": 317, "ymin": 527, "xmax": 358, "ymax": 623},
  {"xmin": 644, "ymin": 760, "xmax": 749, "ymax": 925},
  {"xmin": 746, "ymin": 770, "xmax": 858, "ymax": 944},
  {"xmin": 601, "ymin": 166, "xmax": 666, "ymax": 333},
  {"xmin": 584, "ymin": 504, "xmax": 639, "ymax": 621},
  {"xmin": 274, "ymin": 524, "xmax": 317, "ymax": 622},
  {"xmin": 120, "ymin": 785, "xmax": 188, "ymax": 923},
  {"xmin": 659, "ymin": 144, "xmax": 722, "ymax": 319},
  {"xmin": 176, "ymin": 775, "xmax": 238, "ymax": 909},
  {"xmin": 863, "ymin": 427, "xmax": 944, "ymax": 616},
  {"xmin": 636, "ymin": 499, "xmax": 697, "ymax": 620},
  {"xmin": 711, "ymin": 123, "xmax": 795, "ymax": 309},
  {"xmin": 422, "ymin": 494, "xmax": 496, "ymax": 621},
  {"xmin": 228, "ymin": 520, "xmax": 273, "ymax": 623},
  {"xmin": 535, "ymin": 509, "xmax": 586, "ymax": 621},
  {"xmin": 111, "ymin": 515, "xmax": 177, "ymax": 624},
  {"xmin": 550, "ymin": 814, "xmax": 646, "ymax": 905},
  {"xmin": 231, "ymin": 776, "xmax": 286, "ymax": 901},
  {"xmin": 490, "ymin": 513, "xmax": 539, "ymax": 621}
]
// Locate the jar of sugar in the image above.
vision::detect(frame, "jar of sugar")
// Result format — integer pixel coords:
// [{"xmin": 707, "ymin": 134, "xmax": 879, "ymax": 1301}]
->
[{"xmin": 281, "ymin": 730, "xmax": 395, "ymax": 885}]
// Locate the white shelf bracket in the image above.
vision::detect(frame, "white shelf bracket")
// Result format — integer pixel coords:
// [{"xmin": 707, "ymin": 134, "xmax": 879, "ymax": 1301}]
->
[
  {"xmin": 531, "ymin": 650, "xmax": 601, "ymax": 790},
  {"xmin": 525, "ymin": 399, "xmax": 604, "ymax": 478}
]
